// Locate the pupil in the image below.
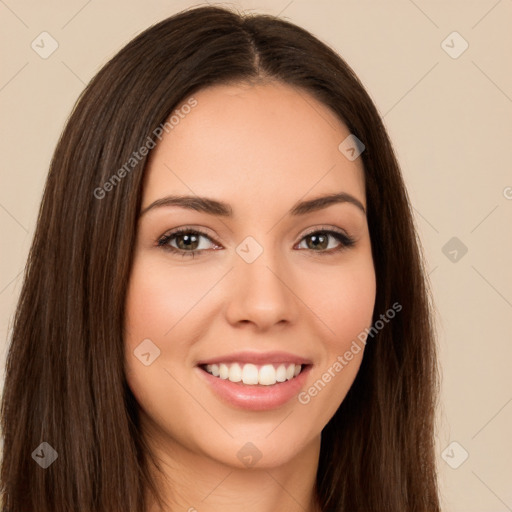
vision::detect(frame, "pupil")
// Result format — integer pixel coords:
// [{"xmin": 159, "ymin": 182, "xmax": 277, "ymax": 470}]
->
[
  {"xmin": 310, "ymin": 234, "xmax": 326, "ymax": 250},
  {"xmin": 179, "ymin": 234, "xmax": 197, "ymax": 249}
]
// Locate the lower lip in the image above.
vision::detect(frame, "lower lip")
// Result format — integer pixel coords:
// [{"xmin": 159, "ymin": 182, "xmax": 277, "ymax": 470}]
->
[{"xmin": 196, "ymin": 365, "xmax": 312, "ymax": 411}]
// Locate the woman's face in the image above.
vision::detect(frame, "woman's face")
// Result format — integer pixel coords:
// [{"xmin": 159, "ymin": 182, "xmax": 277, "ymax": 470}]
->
[{"xmin": 124, "ymin": 81, "xmax": 376, "ymax": 469}]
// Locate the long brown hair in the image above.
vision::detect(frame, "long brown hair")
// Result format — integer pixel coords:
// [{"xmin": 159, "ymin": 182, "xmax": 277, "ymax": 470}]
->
[{"xmin": 1, "ymin": 5, "xmax": 440, "ymax": 511}]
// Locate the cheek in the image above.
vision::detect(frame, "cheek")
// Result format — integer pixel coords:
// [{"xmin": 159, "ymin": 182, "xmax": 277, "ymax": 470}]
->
[
  {"xmin": 123, "ymin": 258, "xmax": 199, "ymax": 436},
  {"xmin": 124, "ymin": 255, "xmax": 213, "ymax": 346},
  {"xmin": 123, "ymin": 258, "xmax": 188, "ymax": 393},
  {"xmin": 296, "ymin": 254, "xmax": 375, "ymax": 417},
  {"xmin": 305, "ymin": 254, "xmax": 377, "ymax": 348},
  {"xmin": 123, "ymin": 254, "xmax": 224, "ymax": 406}
]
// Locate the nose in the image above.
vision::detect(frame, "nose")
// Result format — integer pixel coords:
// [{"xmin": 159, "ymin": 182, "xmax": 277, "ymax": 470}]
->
[{"xmin": 224, "ymin": 249, "xmax": 300, "ymax": 331}]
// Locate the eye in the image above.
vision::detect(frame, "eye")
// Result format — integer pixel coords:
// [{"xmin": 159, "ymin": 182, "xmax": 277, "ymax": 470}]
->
[
  {"xmin": 296, "ymin": 227, "xmax": 356, "ymax": 254},
  {"xmin": 157, "ymin": 226, "xmax": 356, "ymax": 258},
  {"xmin": 157, "ymin": 227, "xmax": 218, "ymax": 258}
]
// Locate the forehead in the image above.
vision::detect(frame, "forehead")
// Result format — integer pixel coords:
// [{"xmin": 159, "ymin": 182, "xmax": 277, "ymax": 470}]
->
[{"xmin": 142, "ymin": 81, "xmax": 366, "ymax": 214}]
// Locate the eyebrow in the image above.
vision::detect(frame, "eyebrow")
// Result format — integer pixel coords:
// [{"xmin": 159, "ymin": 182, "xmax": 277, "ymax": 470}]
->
[{"xmin": 139, "ymin": 191, "xmax": 366, "ymax": 218}]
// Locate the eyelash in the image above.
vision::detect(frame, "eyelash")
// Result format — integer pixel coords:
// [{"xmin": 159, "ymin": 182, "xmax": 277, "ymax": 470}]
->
[{"xmin": 157, "ymin": 226, "xmax": 356, "ymax": 259}]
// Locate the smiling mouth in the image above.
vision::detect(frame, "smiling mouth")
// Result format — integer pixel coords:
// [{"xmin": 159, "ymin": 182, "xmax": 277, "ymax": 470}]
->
[{"xmin": 199, "ymin": 362, "xmax": 309, "ymax": 386}]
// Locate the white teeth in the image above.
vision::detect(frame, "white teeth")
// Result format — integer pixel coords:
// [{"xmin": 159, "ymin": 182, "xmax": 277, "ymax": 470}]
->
[
  {"xmin": 241, "ymin": 363, "xmax": 259, "ymax": 385},
  {"xmin": 210, "ymin": 364, "xmax": 219, "ymax": 377},
  {"xmin": 204, "ymin": 362, "xmax": 303, "ymax": 385},
  {"xmin": 219, "ymin": 363, "xmax": 229, "ymax": 379},
  {"xmin": 259, "ymin": 364, "xmax": 276, "ymax": 386},
  {"xmin": 275, "ymin": 364, "xmax": 287, "ymax": 382},
  {"xmin": 228, "ymin": 363, "xmax": 242, "ymax": 382}
]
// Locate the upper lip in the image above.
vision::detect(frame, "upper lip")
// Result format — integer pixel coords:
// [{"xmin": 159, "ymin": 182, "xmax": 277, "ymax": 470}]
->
[{"xmin": 196, "ymin": 351, "xmax": 313, "ymax": 366}]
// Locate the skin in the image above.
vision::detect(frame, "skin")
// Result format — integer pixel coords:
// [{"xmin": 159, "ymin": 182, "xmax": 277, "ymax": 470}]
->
[{"xmin": 124, "ymin": 81, "xmax": 377, "ymax": 512}]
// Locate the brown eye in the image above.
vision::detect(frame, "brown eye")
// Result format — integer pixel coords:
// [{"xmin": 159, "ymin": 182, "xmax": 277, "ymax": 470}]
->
[
  {"xmin": 298, "ymin": 230, "xmax": 355, "ymax": 254},
  {"xmin": 173, "ymin": 232, "xmax": 200, "ymax": 251},
  {"xmin": 157, "ymin": 227, "xmax": 355, "ymax": 259},
  {"xmin": 157, "ymin": 228, "xmax": 216, "ymax": 258}
]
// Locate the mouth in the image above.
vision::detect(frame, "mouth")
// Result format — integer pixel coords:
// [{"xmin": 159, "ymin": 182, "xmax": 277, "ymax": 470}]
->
[
  {"xmin": 199, "ymin": 362, "xmax": 310, "ymax": 386},
  {"xmin": 195, "ymin": 351, "xmax": 313, "ymax": 410},
  {"xmin": 196, "ymin": 362, "xmax": 312, "ymax": 411}
]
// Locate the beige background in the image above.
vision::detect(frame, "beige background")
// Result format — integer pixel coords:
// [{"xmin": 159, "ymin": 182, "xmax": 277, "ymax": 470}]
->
[{"xmin": 1, "ymin": 1, "xmax": 511, "ymax": 510}]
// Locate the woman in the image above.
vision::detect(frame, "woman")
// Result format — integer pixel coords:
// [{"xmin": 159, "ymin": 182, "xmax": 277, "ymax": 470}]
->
[{"xmin": 0, "ymin": 5, "xmax": 440, "ymax": 511}]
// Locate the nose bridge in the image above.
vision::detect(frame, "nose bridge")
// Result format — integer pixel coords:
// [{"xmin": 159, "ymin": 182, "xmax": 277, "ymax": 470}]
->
[{"xmin": 226, "ymin": 232, "xmax": 298, "ymax": 327}]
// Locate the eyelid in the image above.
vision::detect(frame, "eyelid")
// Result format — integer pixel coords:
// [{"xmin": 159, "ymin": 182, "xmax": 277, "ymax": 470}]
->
[
  {"xmin": 299, "ymin": 224, "xmax": 351, "ymax": 239},
  {"xmin": 156, "ymin": 226, "xmax": 221, "ymax": 250},
  {"xmin": 157, "ymin": 224, "xmax": 356, "ymax": 256},
  {"xmin": 159, "ymin": 224, "xmax": 350, "ymax": 242}
]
